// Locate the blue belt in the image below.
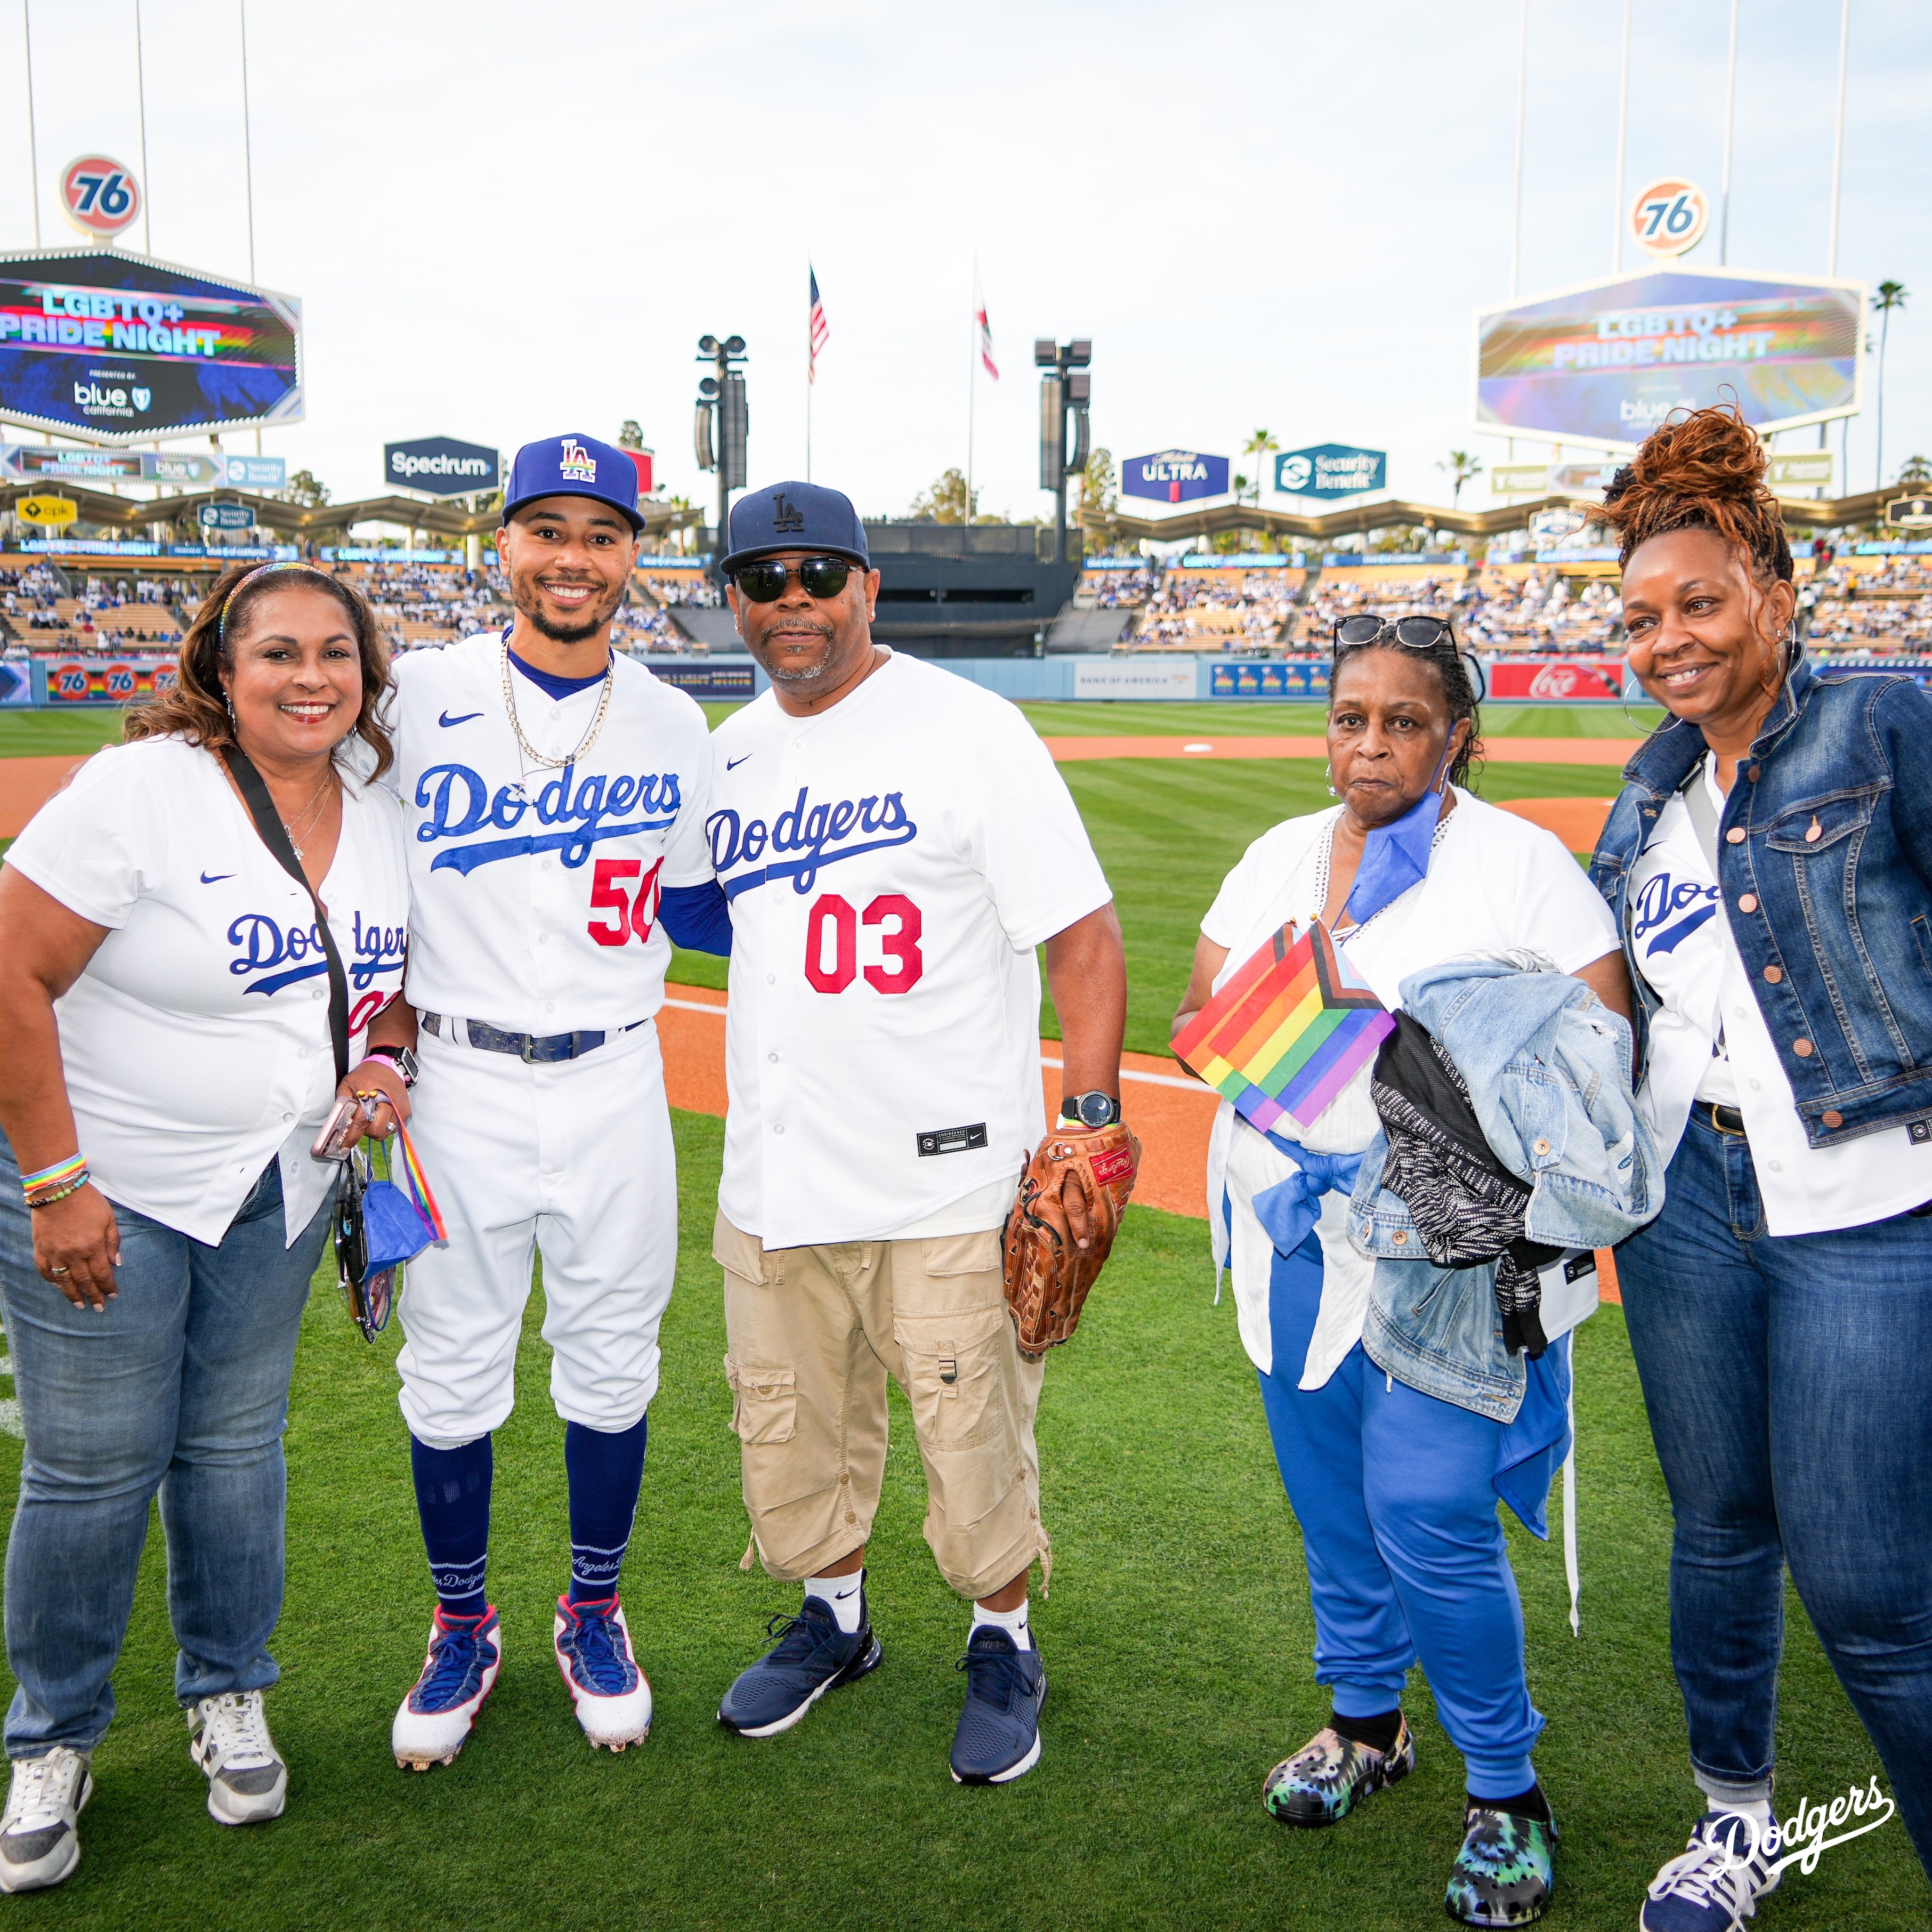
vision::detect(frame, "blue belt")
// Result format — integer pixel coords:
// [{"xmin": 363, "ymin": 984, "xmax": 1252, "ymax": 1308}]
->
[
  {"xmin": 1245, "ymin": 1118, "xmax": 1365, "ymax": 1258},
  {"xmin": 420, "ymin": 1010, "xmax": 645, "ymax": 1064}
]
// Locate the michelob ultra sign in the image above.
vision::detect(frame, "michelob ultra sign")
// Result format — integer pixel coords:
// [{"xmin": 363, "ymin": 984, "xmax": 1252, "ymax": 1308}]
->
[
  {"xmin": 1122, "ymin": 450, "xmax": 1230, "ymax": 504},
  {"xmin": 1476, "ymin": 266, "xmax": 1863, "ymax": 449}
]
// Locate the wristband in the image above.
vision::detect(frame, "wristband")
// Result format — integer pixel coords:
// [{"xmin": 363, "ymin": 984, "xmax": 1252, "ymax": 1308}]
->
[
  {"xmin": 20, "ymin": 1153, "xmax": 85, "ymax": 1193},
  {"xmin": 26, "ymin": 1173, "xmax": 88, "ymax": 1210},
  {"xmin": 22, "ymin": 1154, "xmax": 87, "ymax": 1207}
]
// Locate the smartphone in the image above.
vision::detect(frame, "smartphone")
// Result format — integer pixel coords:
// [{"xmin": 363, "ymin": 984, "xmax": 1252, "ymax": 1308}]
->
[{"xmin": 312, "ymin": 1094, "xmax": 374, "ymax": 1161}]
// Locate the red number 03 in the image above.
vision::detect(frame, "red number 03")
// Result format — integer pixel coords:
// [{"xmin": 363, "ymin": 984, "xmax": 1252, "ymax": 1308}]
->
[{"xmin": 803, "ymin": 893, "xmax": 924, "ymax": 993}]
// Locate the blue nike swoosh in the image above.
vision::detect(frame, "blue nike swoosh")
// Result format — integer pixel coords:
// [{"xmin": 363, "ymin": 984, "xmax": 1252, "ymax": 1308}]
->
[
  {"xmin": 199, "ymin": 871, "xmax": 234, "ymax": 884},
  {"xmin": 726, "ymin": 755, "xmax": 752, "ymax": 770},
  {"xmin": 439, "ymin": 710, "xmax": 484, "ymax": 728}
]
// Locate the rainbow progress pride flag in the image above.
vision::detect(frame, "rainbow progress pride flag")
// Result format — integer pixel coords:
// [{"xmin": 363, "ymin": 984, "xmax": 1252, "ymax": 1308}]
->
[{"xmin": 1174, "ymin": 922, "xmax": 1394, "ymax": 1137}]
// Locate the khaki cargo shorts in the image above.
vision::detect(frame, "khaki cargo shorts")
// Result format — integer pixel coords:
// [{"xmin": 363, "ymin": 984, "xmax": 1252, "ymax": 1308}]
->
[{"xmin": 714, "ymin": 1212, "xmax": 1048, "ymax": 1602}]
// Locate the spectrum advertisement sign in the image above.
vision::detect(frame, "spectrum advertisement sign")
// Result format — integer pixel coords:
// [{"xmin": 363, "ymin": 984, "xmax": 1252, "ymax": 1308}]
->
[
  {"xmin": 1475, "ymin": 267, "xmax": 1863, "ymax": 448},
  {"xmin": 0, "ymin": 246, "xmax": 303, "ymax": 442},
  {"xmin": 384, "ymin": 436, "xmax": 499, "ymax": 497},
  {"xmin": 1122, "ymin": 450, "xmax": 1230, "ymax": 504}
]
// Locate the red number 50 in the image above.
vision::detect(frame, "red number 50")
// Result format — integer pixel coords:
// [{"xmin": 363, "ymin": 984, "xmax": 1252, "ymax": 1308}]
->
[
  {"xmin": 587, "ymin": 858, "xmax": 663, "ymax": 948},
  {"xmin": 804, "ymin": 893, "xmax": 924, "ymax": 993}
]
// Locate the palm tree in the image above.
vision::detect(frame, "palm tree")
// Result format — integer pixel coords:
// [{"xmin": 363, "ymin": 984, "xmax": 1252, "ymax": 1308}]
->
[
  {"xmin": 1243, "ymin": 428, "xmax": 1280, "ymax": 500},
  {"xmin": 1873, "ymin": 281, "xmax": 1909, "ymax": 491},
  {"xmin": 1436, "ymin": 450, "xmax": 1483, "ymax": 507}
]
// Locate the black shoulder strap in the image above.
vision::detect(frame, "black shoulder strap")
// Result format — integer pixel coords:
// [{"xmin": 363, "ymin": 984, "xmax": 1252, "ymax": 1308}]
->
[{"xmin": 223, "ymin": 746, "xmax": 350, "ymax": 1083}]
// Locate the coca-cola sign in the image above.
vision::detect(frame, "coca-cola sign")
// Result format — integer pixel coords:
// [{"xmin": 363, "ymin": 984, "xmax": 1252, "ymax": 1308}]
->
[{"xmin": 1487, "ymin": 658, "xmax": 1622, "ymax": 701}]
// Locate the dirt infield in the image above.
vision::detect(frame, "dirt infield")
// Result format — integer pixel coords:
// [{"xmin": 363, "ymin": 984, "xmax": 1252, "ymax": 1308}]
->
[
  {"xmin": 1042, "ymin": 734, "xmax": 1642, "ymax": 765},
  {"xmin": 0, "ymin": 756, "xmax": 87, "ymax": 838}
]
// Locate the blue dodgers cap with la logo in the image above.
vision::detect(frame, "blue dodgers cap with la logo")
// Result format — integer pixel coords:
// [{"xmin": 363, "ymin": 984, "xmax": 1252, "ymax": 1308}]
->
[
  {"xmin": 502, "ymin": 433, "xmax": 644, "ymax": 532},
  {"xmin": 721, "ymin": 481, "xmax": 869, "ymax": 575}
]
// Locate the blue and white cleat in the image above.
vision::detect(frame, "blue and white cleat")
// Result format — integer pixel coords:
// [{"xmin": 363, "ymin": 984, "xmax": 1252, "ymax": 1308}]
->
[
  {"xmin": 950, "ymin": 1627, "xmax": 1046, "ymax": 1785},
  {"xmin": 718, "ymin": 1590, "xmax": 883, "ymax": 1738},
  {"xmin": 392, "ymin": 1605, "xmax": 502, "ymax": 1771},
  {"xmin": 552, "ymin": 1597, "xmax": 652, "ymax": 1751}
]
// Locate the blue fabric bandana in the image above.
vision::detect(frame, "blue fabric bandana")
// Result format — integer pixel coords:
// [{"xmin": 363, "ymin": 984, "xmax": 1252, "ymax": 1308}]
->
[{"xmin": 1341, "ymin": 783, "xmax": 1446, "ymax": 930}]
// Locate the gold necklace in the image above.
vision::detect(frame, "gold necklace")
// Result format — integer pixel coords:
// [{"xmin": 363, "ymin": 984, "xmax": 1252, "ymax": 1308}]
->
[
  {"xmin": 280, "ymin": 767, "xmax": 337, "ymax": 861},
  {"xmin": 500, "ymin": 637, "xmax": 616, "ymax": 772}
]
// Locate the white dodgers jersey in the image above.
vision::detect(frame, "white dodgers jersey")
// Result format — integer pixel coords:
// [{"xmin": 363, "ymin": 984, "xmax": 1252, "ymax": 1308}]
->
[
  {"xmin": 709, "ymin": 652, "xmax": 1111, "ymax": 1248},
  {"xmin": 390, "ymin": 635, "xmax": 713, "ymax": 1033}
]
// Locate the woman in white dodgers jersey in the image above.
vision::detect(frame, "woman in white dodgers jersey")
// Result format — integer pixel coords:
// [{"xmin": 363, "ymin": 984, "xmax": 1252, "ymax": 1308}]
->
[
  {"xmin": 704, "ymin": 482, "xmax": 1128, "ymax": 1788},
  {"xmin": 370, "ymin": 435, "xmax": 732, "ymax": 1768}
]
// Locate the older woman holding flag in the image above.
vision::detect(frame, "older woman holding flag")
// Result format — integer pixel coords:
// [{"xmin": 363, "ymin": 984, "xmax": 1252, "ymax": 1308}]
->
[{"xmin": 1174, "ymin": 619, "xmax": 1635, "ymax": 1928}]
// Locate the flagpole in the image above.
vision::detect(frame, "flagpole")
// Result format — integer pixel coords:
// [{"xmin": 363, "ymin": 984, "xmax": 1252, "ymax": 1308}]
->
[
  {"xmin": 805, "ymin": 260, "xmax": 813, "ymax": 483},
  {"xmin": 966, "ymin": 258, "xmax": 977, "ymax": 522}
]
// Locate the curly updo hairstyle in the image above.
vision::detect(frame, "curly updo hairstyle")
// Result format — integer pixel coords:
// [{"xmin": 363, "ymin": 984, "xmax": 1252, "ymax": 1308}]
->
[
  {"xmin": 1601, "ymin": 403, "xmax": 1793, "ymax": 586},
  {"xmin": 1330, "ymin": 628, "xmax": 1486, "ymax": 790},
  {"xmin": 126, "ymin": 561, "xmax": 394, "ymax": 778}
]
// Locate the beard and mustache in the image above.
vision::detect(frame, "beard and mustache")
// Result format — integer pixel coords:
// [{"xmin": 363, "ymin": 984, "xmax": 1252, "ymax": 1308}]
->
[{"xmin": 512, "ymin": 572, "xmax": 627, "ymax": 645}]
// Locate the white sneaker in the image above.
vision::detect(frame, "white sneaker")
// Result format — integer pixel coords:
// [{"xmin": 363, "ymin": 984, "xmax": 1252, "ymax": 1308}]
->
[
  {"xmin": 1640, "ymin": 1810, "xmax": 1783, "ymax": 1930},
  {"xmin": 0, "ymin": 1748, "xmax": 92, "ymax": 1893},
  {"xmin": 392, "ymin": 1606, "xmax": 502, "ymax": 1771},
  {"xmin": 552, "ymin": 1596, "xmax": 652, "ymax": 1750},
  {"xmin": 187, "ymin": 1691, "xmax": 287, "ymax": 1826}
]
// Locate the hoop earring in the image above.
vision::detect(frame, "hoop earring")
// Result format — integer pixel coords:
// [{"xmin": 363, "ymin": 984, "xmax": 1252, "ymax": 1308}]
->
[{"xmin": 1323, "ymin": 761, "xmax": 1338, "ymax": 799}]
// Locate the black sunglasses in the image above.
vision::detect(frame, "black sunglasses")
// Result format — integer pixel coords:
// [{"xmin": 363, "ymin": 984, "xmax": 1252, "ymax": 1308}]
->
[
  {"xmin": 1332, "ymin": 614, "xmax": 1457, "ymax": 653},
  {"xmin": 731, "ymin": 555, "xmax": 859, "ymax": 602}
]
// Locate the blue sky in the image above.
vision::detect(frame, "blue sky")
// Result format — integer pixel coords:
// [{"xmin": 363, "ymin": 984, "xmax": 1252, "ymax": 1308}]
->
[{"xmin": 1, "ymin": 0, "xmax": 1924, "ymax": 528}]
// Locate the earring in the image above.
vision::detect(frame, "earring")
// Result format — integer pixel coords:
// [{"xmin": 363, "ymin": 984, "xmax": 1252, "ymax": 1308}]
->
[{"xmin": 1323, "ymin": 761, "xmax": 1338, "ymax": 798}]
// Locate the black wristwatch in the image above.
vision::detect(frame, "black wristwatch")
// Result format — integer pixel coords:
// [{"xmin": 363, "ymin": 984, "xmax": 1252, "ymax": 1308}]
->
[
  {"xmin": 1060, "ymin": 1089, "xmax": 1121, "ymax": 1129},
  {"xmin": 362, "ymin": 1044, "xmax": 419, "ymax": 1089}
]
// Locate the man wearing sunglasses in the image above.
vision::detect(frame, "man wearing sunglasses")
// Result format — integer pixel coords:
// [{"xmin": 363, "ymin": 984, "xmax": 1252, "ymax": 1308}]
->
[{"xmin": 705, "ymin": 481, "xmax": 1127, "ymax": 1786}]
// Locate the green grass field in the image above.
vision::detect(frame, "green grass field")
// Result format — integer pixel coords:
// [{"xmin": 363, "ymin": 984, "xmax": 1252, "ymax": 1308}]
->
[
  {"xmin": 0, "ymin": 1116, "xmax": 1915, "ymax": 1930},
  {"xmin": 1015, "ymin": 701, "xmax": 1663, "ymax": 740},
  {"xmin": 0, "ymin": 703, "xmax": 1922, "ymax": 1926}
]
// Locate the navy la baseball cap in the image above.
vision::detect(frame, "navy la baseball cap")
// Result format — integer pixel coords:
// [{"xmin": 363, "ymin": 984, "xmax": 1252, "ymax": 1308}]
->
[
  {"xmin": 502, "ymin": 432, "xmax": 643, "ymax": 532},
  {"xmin": 721, "ymin": 481, "xmax": 869, "ymax": 576}
]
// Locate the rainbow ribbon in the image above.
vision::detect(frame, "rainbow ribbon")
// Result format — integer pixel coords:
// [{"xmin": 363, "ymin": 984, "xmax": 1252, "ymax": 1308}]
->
[
  {"xmin": 393, "ymin": 1124, "xmax": 447, "ymax": 1241},
  {"xmin": 1174, "ymin": 921, "xmax": 1394, "ymax": 1136}
]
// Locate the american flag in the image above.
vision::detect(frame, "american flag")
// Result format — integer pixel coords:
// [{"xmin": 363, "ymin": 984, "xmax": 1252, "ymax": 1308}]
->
[
  {"xmin": 975, "ymin": 275, "xmax": 999, "ymax": 379},
  {"xmin": 809, "ymin": 266, "xmax": 829, "ymax": 383}
]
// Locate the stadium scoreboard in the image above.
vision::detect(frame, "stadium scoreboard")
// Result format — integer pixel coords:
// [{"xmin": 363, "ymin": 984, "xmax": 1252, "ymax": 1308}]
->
[
  {"xmin": 0, "ymin": 246, "xmax": 302, "ymax": 443},
  {"xmin": 1475, "ymin": 266, "xmax": 1863, "ymax": 451}
]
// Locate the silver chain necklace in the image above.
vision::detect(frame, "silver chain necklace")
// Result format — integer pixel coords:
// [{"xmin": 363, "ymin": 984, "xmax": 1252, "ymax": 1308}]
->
[
  {"xmin": 280, "ymin": 767, "xmax": 338, "ymax": 861},
  {"xmin": 500, "ymin": 635, "xmax": 616, "ymax": 774}
]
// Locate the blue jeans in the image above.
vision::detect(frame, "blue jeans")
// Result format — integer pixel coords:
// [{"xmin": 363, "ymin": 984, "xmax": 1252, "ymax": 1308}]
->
[
  {"xmin": 0, "ymin": 1143, "xmax": 327, "ymax": 1757},
  {"xmin": 1258, "ymin": 1232, "xmax": 1545, "ymax": 1800},
  {"xmin": 1616, "ymin": 1110, "xmax": 1932, "ymax": 1873}
]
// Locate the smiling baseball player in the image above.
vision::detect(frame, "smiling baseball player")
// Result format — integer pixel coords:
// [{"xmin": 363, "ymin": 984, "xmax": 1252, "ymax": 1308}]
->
[
  {"xmin": 705, "ymin": 482, "xmax": 1128, "ymax": 1785},
  {"xmin": 362, "ymin": 434, "xmax": 730, "ymax": 1768}
]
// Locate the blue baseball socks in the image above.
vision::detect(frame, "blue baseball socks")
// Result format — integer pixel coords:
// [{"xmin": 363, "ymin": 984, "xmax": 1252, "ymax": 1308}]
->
[
  {"xmin": 564, "ymin": 1416, "xmax": 648, "ymax": 1604},
  {"xmin": 410, "ymin": 1433, "xmax": 493, "ymax": 1620}
]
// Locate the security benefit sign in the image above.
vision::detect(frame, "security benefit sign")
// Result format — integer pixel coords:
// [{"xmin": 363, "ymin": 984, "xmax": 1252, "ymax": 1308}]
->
[
  {"xmin": 385, "ymin": 436, "xmax": 500, "ymax": 497},
  {"xmin": 0, "ymin": 247, "xmax": 303, "ymax": 443},
  {"xmin": 1122, "ymin": 450, "xmax": 1230, "ymax": 505},
  {"xmin": 1476, "ymin": 267, "xmax": 1862, "ymax": 448},
  {"xmin": 1275, "ymin": 444, "xmax": 1386, "ymax": 498}
]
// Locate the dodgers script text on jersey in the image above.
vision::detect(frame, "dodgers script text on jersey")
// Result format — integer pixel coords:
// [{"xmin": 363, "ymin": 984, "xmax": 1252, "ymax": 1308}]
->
[
  {"xmin": 708, "ymin": 653, "xmax": 1112, "ymax": 1248},
  {"xmin": 386, "ymin": 637, "xmax": 714, "ymax": 1035}
]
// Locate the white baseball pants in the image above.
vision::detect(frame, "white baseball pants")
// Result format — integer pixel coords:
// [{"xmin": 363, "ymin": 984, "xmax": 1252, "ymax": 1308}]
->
[{"xmin": 395, "ymin": 1018, "xmax": 678, "ymax": 1450}]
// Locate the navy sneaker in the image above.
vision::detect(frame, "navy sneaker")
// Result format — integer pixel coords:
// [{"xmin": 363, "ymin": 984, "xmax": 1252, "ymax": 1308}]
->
[
  {"xmin": 718, "ymin": 1588, "xmax": 882, "ymax": 1738},
  {"xmin": 950, "ymin": 1627, "xmax": 1046, "ymax": 1785},
  {"xmin": 1640, "ymin": 1811, "xmax": 1782, "ymax": 1931}
]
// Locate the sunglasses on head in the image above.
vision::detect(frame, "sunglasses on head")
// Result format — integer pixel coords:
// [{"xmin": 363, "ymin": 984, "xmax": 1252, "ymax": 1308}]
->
[
  {"xmin": 1332, "ymin": 614, "xmax": 1457, "ymax": 653},
  {"xmin": 731, "ymin": 555, "xmax": 858, "ymax": 603}
]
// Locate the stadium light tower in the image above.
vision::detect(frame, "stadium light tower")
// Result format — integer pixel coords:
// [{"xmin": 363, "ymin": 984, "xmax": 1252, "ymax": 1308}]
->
[
  {"xmin": 1034, "ymin": 339, "xmax": 1092, "ymax": 564},
  {"xmin": 694, "ymin": 332, "xmax": 748, "ymax": 576}
]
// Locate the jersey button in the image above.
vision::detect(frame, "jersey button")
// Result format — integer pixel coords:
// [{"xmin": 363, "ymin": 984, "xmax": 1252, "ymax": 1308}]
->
[
  {"xmin": 767, "ymin": 1053, "xmax": 778, "ymax": 1063},
  {"xmin": 766, "ymin": 974, "xmax": 775, "ymax": 985},
  {"xmin": 773, "ymin": 1123, "xmax": 785, "ymax": 1135}
]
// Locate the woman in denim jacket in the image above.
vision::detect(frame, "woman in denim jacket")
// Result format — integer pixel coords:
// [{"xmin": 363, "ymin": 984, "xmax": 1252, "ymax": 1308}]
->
[{"xmin": 1589, "ymin": 407, "xmax": 1932, "ymax": 1923}]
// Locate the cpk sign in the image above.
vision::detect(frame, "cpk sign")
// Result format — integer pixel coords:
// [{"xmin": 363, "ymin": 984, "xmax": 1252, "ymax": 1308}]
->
[
  {"xmin": 1486, "ymin": 658, "xmax": 1622, "ymax": 702},
  {"xmin": 60, "ymin": 156, "xmax": 141, "ymax": 242}
]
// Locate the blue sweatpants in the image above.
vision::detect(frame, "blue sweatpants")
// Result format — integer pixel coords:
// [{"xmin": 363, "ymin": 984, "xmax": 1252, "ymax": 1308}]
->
[{"xmin": 1257, "ymin": 1231, "xmax": 1544, "ymax": 1799}]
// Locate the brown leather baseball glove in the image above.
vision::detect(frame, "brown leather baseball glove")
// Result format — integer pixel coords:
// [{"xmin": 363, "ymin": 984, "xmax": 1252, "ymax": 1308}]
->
[{"xmin": 1001, "ymin": 1121, "xmax": 1142, "ymax": 1358}]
